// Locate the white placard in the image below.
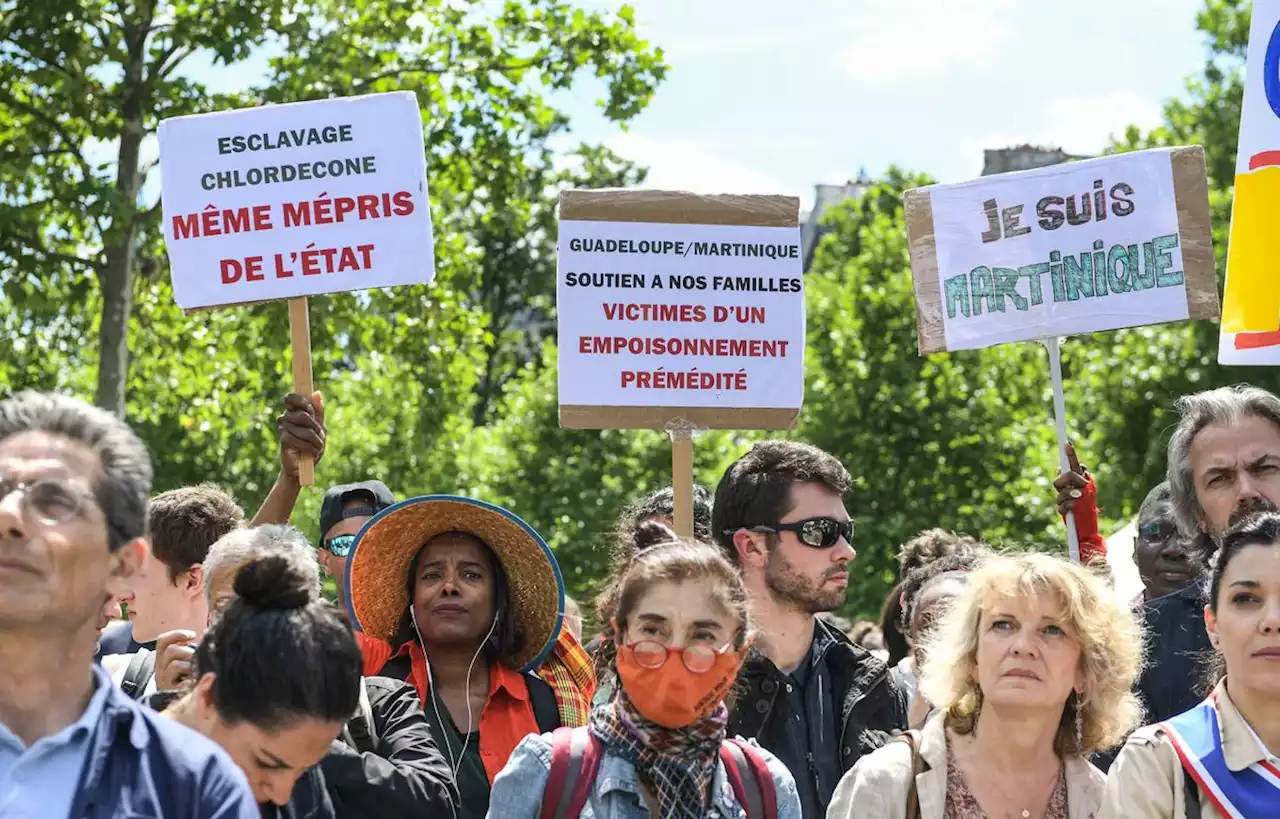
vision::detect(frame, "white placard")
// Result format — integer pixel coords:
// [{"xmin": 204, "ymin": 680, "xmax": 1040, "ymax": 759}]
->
[
  {"xmin": 556, "ymin": 221, "xmax": 805, "ymax": 409},
  {"xmin": 928, "ymin": 150, "xmax": 1190, "ymax": 350},
  {"xmin": 159, "ymin": 92, "xmax": 434, "ymax": 311}
]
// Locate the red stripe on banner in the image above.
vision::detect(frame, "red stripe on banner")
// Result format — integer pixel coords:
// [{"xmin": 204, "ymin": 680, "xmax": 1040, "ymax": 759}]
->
[
  {"xmin": 1165, "ymin": 726, "xmax": 1242, "ymax": 819},
  {"xmin": 1249, "ymin": 151, "xmax": 1280, "ymax": 170},
  {"xmin": 1234, "ymin": 332, "xmax": 1280, "ymax": 350}
]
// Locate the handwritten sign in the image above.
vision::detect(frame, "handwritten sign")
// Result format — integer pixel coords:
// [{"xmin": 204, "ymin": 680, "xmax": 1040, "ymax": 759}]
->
[
  {"xmin": 1221, "ymin": 1, "xmax": 1280, "ymax": 343},
  {"xmin": 557, "ymin": 190, "xmax": 804, "ymax": 430},
  {"xmin": 904, "ymin": 147, "xmax": 1217, "ymax": 354},
  {"xmin": 159, "ymin": 92, "xmax": 434, "ymax": 311}
]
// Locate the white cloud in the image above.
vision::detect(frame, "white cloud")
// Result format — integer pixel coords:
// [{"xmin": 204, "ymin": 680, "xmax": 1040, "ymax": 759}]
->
[
  {"xmin": 607, "ymin": 132, "xmax": 812, "ymax": 209},
  {"xmin": 839, "ymin": 0, "xmax": 1017, "ymax": 82},
  {"xmin": 958, "ymin": 90, "xmax": 1166, "ymax": 179}
]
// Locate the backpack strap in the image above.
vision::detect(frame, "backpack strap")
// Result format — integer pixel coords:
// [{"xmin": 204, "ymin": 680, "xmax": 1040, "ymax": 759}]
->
[
  {"xmin": 341, "ymin": 678, "xmax": 378, "ymax": 754},
  {"xmin": 720, "ymin": 739, "xmax": 778, "ymax": 819},
  {"xmin": 120, "ymin": 649, "xmax": 156, "ymax": 700},
  {"xmin": 894, "ymin": 730, "xmax": 924, "ymax": 819},
  {"xmin": 528, "ymin": 673, "xmax": 562, "ymax": 734},
  {"xmin": 540, "ymin": 726, "xmax": 603, "ymax": 819}
]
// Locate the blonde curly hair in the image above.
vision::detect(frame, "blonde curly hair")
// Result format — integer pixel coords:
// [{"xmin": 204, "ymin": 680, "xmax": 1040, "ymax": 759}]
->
[{"xmin": 918, "ymin": 552, "xmax": 1144, "ymax": 756}]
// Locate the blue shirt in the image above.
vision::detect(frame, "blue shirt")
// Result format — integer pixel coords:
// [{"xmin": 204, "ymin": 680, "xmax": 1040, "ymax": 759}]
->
[
  {"xmin": 3, "ymin": 663, "xmax": 258, "ymax": 819},
  {"xmin": 0, "ymin": 665, "xmax": 110, "ymax": 818},
  {"xmin": 770, "ymin": 625, "xmax": 839, "ymax": 819}
]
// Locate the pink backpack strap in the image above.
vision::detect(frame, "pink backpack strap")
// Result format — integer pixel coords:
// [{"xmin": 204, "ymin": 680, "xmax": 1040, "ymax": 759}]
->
[
  {"xmin": 541, "ymin": 726, "xmax": 603, "ymax": 819},
  {"xmin": 720, "ymin": 738, "xmax": 778, "ymax": 819}
]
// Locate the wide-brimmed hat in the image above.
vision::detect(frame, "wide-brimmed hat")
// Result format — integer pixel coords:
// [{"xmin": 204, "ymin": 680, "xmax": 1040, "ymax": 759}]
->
[{"xmin": 344, "ymin": 495, "xmax": 564, "ymax": 672}]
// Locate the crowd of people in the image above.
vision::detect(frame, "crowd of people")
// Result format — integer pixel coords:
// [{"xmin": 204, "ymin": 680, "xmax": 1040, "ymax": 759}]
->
[{"xmin": 2, "ymin": 381, "xmax": 1279, "ymax": 817}]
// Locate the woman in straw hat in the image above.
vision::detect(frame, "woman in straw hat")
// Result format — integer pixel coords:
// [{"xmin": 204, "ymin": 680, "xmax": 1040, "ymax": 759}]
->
[
  {"xmin": 344, "ymin": 495, "xmax": 595, "ymax": 819},
  {"xmin": 488, "ymin": 520, "xmax": 800, "ymax": 819}
]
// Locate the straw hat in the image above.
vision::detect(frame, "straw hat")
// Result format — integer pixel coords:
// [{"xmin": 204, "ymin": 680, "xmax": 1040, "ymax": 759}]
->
[{"xmin": 343, "ymin": 495, "xmax": 565, "ymax": 672}]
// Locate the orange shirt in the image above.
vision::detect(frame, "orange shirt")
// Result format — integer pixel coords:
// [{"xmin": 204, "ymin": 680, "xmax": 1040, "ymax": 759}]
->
[{"xmin": 359, "ymin": 636, "xmax": 540, "ymax": 783}]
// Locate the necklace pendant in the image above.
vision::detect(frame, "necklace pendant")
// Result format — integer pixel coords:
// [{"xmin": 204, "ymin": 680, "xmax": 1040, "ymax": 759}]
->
[{"xmin": 1021, "ymin": 811, "xmax": 1030, "ymax": 818}]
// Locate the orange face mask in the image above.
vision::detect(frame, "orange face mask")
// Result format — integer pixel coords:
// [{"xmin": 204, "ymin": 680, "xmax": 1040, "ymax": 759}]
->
[{"xmin": 615, "ymin": 641, "xmax": 746, "ymax": 729}]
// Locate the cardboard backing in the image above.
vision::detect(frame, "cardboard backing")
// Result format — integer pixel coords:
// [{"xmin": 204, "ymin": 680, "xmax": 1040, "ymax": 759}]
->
[
  {"xmin": 558, "ymin": 188, "xmax": 801, "ymax": 431},
  {"xmin": 906, "ymin": 146, "xmax": 1219, "ymax": 356}
]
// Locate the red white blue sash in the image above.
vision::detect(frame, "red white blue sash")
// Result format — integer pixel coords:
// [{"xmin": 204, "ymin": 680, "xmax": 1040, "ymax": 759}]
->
[{"xmin": 1161, "ymin": 695, "xmax": 1280, "ymax": 818}]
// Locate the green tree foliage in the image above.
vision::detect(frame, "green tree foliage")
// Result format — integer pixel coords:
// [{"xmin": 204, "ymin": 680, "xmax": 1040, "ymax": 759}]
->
[
  {"xmin": 1, "ymin": 0, "xmax": 1265, "ymax": 625},
  {"xmin": 0, "ymin": 0, "xmax": 664, "ymax": 416}
]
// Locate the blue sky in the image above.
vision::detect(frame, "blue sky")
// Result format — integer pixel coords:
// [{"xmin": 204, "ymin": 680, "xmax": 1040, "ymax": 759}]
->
[
  {"xmin": 561, "ymin": 0, "xmax": 1211, "ymax": 208},
  {"xmin": 173, "ymin": 0, "xmax": 1210, "ymax": 210}
]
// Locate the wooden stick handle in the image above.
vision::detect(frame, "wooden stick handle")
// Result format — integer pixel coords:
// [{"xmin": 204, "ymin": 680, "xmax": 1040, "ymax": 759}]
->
[
  {"xmin": 1045, "ymin": 337, "xmax": 1079, "ymax": 563},
  {"xmin": 671, "ymin": 431, "xmax": 694, "ymax": 539},
  {"xmin": 289, "ymin": 297, "xmax": 315, "ymax": 487}
]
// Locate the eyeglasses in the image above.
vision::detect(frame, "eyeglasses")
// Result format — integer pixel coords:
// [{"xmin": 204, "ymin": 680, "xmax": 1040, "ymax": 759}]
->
[
  {"xmin": 0, "ymin": 478, "xmax": 95, "ymax": 526},
  {"xmin": 324, "ymin": 534, "xmax": 356, "ymax": 557},
  {"xmin": 625, "ymin": 640, "xmax": 733, "ymax": 673},
  {"xmin": 728, "ymin": 516, "xmax": 854, "ymax": 549},
  {"xmin": 1138, "ymin": 522, "xmax": 1177, "ymax": 544}
]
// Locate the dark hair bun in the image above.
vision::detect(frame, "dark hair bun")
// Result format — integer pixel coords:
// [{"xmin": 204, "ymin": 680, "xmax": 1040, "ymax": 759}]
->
[
  {"xmin": 234, "ymin": 554, "xmax": 313, "ymax": 610},
  {"xmin": 633, "ymin": 519, "xmax": 679, "ymax": 553}
]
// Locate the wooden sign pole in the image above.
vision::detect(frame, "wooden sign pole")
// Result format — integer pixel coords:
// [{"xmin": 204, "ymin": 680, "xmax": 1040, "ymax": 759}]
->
[
  {"xmin": 288, "ymin": 297, "xmax": 315, "ymax": 486},
  {"xmin": 1044, "ymin": 337, "xmax": 1080, "ymax": 563},
  {"xmin": 671, "ymin": 429, "xmax": 694, "ymax": 540}
]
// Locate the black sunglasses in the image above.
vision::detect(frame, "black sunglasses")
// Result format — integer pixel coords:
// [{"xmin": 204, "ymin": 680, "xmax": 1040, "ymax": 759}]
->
[
  {"xmin": 728, "ymin": 517, "xmax": 854, "ymax": 549},
  {"xmin": 1138, "ymin": 522, "xmax": 1177, "ymax": 544}
]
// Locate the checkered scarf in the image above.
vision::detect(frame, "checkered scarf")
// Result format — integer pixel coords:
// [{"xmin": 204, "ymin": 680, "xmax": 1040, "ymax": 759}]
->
[
  {"xmin": 589, "ymin": 692, "xmax": 727, "ymax": 819},
  {"xmin": 536, "ymin": 628, "xmax": 596, "ymax": 727}
]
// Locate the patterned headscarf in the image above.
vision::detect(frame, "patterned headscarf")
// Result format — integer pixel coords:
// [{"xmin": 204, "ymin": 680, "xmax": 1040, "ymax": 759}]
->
[{"xmin": 589, "ymin": 692, "xmax": 727, "ymax": 819}]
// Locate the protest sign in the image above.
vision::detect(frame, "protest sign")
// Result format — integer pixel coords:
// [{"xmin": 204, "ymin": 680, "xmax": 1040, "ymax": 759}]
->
[
  {"xmin": 159, "ymin": 92, "xmax": 433, "ymax": 311},
  {"xmin": 905, "ymin": 146, "xmax": 1217, "ymax": 355},
  {"xmin": 904, "ymin": 147, "xmax": 1217, "ymax": 561},
  {"xmin": 557, "ymin": 190, "xmax": 803, "ymax": 535},
  {"xmin": 1221, "ymin": 1, "xmax": 1280, "ymax": 345},
  {"xmin": 159, "ymin": 92, "xmax": 435, "ymax": 483}
]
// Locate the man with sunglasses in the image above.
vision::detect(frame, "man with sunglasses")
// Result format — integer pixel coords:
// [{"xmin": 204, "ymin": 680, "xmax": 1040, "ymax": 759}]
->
[
  {"xmin": 0, "ymin": 391, "xmax": 257, "ymax": 817},
  {"xmin": 713, "ymin": 440, "xmax": 906, "ymax": 819},
  {"xmin": 1130, "ymin": 481, "xmax": 1196, "ymax": 605},
  {"xmin": 318, "ymin": 480, "xmax": 395, "ymax": 610}
]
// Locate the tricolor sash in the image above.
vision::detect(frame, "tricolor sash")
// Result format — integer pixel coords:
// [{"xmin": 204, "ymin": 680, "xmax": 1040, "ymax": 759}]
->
[{"xmin": 1161, "ymin": 696, "xmax": 1280, "ymax": 818}]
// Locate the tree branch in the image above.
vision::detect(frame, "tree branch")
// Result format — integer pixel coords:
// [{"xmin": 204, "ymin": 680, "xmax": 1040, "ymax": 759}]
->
[
  {"xmin": 10, "ymin": 230, "xmax": 103, "ymax": 272},
  {"xmin": 351, "ymin": 58, "xmax": 538, "ymax": 92},
  {"xmin": 0, "ymin": 89, "xmax": 96, "ymax": 183}
]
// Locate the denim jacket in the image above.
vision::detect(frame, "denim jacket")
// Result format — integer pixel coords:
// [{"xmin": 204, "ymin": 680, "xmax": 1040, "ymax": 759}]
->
[{"xmin": 487, "ymin": 731, "xmax": 802, "ymax": 819}]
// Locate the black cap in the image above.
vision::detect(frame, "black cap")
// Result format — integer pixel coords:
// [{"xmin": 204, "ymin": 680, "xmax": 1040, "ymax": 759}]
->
[{"xmin": 319, "ymin": 481, "xmax": 396, "ymax": 542}]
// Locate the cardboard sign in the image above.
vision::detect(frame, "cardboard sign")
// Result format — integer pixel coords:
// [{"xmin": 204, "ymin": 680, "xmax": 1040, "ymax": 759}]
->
[
  {"xmin": 159, "ymin": 92, "xmax": 434, "ymax": 311},
  {"xmin": 557, "ymin": 190, "xmax": 804, "ymax": 430},
  {"xmin": 1221, "ymin": 1, "xmax": 1280, "ymax": 338},
  {"xmin": 905, "ymin": 147, "xmax": 1217, "ymax": 354}
]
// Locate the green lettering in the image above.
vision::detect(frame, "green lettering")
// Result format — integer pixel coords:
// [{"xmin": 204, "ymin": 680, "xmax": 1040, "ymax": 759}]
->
[
  {"xmin": 1107, "ymin": 243, "xmax": 1136, "ymax": 293},
  {"xmin": 1064, "ymin": 252, "xmax": 1093, "ymax": 301},
  {"xmin": 944, "ymin": 274, "xmax": 971, "ymax": 319},
  {"xmin": 1135, "ymin": 241, "xmax": 1157, "ymax": 290},
  {"xmin": 970, "ymin": 266, "xmax": 995, "ymax": 316},
  {"xmin": 1152, "ymin": 234, "xmax": 1184, "ymax": 286},
  {"xmin": 1049, "ymin": 251, "xmax": 1066, "ymax": 303},
  {"xmin": 992, "ymin": 267, "xmax": 1028, "ymax": 312},
  {"xmin": 1020, "ymin": 262, "xmax": 1049, "ymax": 306}
]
